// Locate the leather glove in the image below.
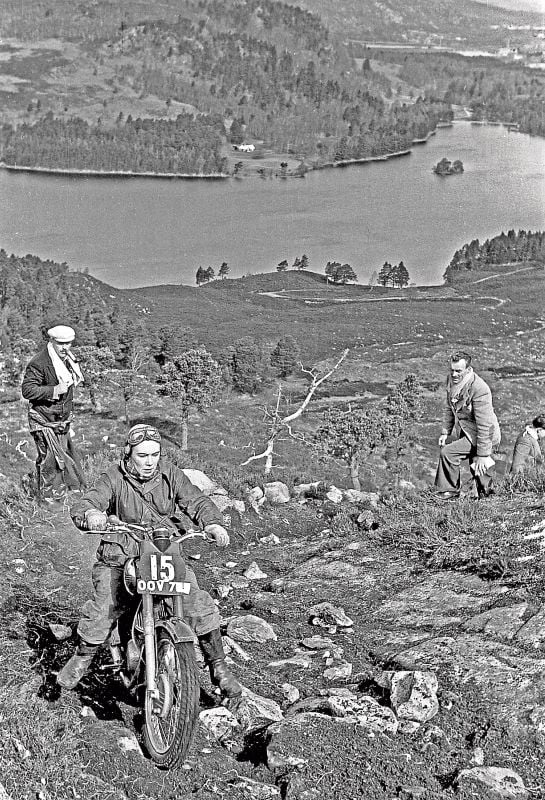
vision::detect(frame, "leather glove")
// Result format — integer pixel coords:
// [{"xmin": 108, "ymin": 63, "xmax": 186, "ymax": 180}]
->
[
  {"xmin": 204, "ymin": 523, "xmax": 230, "ymax": 547},
  {"xmin": 85, "ymin": 509, "xmax": 108, "ymax": 531}
]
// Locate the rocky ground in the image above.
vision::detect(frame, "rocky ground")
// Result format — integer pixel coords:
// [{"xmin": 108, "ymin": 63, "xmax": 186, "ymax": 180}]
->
[{"xmin": 1, "ymin": 471, "xmax": 545, "ymax": 800}]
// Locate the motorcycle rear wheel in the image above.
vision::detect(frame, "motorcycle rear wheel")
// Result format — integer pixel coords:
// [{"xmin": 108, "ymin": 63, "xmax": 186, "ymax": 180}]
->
[{"xmin": 143, "ymin": 632, "xmax": 199, "ymax": 768}]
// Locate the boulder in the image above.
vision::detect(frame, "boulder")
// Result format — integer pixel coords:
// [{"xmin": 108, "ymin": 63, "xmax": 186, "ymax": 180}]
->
[
  {"xmin": 235, "ymin": 687, "xmax": 284, "ymax": 727},
  {"xmin": 323, "ymin": 661, "xmax": 353, "ymax": 681},
  {"xmin": 182, "ymin": 468, "xmax": 226, "ymax": 496},
  {"xmin": 515, "ymin": 607, "xmax": 545, "ymax": 648},
  {"xmin": 230, "ymin": 777, "xmax": 281, "ymax": 799},
  {"xmin": 327, "ymin": 694, "xmax": 399, "ymax": 735},
  {"xmin": 263, "ymin": 481, "xmax": 290, "ymax": 504},
  {"xmin": 308, "ymin": 602, "xmax": 354, "ymax": 628},
  {"xmin": 326, "ymin": 485, "xmax": 343, "ymax": 503},
  {"xmin": 226, "ymin": 615, "xmax": 277, "ymax": 643},
  {"xmin": 342, "ymin": 490, "xmax": 380, "ymax": 507},
  {"xmin": 243, "ymin": 561, "xmax": 268, "ymax": 580},
  {"xmin": 389, "ymin": 671, "xmax": 439, "ymax": 723},
  {"xmin": 200, "ymin": 707, "xmax": 240, "ymax": 741},
  {"xmin": 456, "ymin": 767, "xmax": 528, "ymax": 799},
  {"xmin": 463, "ymin": 604, "xmax": 529, "ymax": 641}
]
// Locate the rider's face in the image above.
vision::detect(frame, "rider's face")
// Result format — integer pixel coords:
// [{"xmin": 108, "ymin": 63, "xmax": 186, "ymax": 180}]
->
[{"xmin": 129, "ymin": 441, "xmax": 161, "ymax": 479}]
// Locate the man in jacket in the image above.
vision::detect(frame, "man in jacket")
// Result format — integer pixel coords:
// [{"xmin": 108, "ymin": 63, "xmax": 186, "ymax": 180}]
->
[
  {"xmin": 56, "ymin": 423, "xmax": 242, "ymax": 698},
  {"xmin": 21, "ymin": 325, "xmax": 85, "ymax": 501},
  {"xmin": 435, "ymin": 352, "xmax": 501, "ymax": 500}
]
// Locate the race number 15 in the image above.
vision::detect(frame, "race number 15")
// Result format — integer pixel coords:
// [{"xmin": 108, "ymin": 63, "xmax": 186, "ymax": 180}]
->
[{"xmin": 149, "ymin": 554, "xmax": 175, "ymax": 582}]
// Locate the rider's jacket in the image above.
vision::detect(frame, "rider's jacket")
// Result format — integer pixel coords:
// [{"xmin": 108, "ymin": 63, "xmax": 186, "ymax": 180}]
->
[{"xmin": 70, "ymin": 458, "xmax": 223, "ymax": 566}]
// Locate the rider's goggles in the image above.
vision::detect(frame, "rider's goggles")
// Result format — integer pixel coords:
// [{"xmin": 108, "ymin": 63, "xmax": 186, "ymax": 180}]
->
[{"xmin": 126, "ymin": 425, "xmax": 162, "ymax": 446}]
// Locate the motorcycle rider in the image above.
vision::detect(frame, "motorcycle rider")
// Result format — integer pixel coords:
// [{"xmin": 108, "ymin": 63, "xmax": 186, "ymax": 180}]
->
[{"xmin": 57, "ymin": 423, "xmax": 242, "ymax": 698}]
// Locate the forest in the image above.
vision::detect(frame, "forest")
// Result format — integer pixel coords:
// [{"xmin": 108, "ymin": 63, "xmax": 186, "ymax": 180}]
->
[
  {"xmin": 363, "ymin": 49, "xmax": 545, "ymax": 138},
  {"xmin": 443, "ymin": 230, "xmax": 545, "ymax": 282},
  {"xmin": 0, "ymin": 0, "xmax": 453, "ymax": 172},
  {"xmin": 0, "ymin": 112, "xmax": 227, "ymax": 174}
]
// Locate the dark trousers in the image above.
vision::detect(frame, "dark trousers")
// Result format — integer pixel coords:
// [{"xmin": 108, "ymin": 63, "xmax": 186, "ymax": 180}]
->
[
  {"xmin": 31, "ymin": 427, "xmax": 84, "ymax": 497},
  {"xmin": 435, "ymin": 435, "xmax": 495, "ymax": 496}
]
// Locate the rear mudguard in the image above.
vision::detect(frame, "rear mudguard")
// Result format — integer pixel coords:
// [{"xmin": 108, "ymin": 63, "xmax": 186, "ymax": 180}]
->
[{"xmin": 155, "ymin": 617, "xmax": 195, "ymax": 644}]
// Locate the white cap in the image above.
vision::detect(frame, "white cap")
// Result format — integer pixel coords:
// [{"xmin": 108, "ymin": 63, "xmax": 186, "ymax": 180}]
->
[{"xmin": 47, "ymin": 325, "xmax": 75, "ymax": 343}]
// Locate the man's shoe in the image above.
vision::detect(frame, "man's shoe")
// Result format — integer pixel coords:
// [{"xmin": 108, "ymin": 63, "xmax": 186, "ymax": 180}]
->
[
  {"xmin": 208, "ymin": 659, "xmax": 243, "ymax": 698},
  {"xmin": 57, "ymin": 653, "xmax": 95, "ymax": 689},
  {"xmin": 435, "ymin": 491, "xmax": 460, "ymax": 501}
]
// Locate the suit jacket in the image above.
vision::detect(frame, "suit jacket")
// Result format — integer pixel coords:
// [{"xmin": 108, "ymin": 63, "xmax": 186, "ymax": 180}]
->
[
  {"xmin": 21, "ymin": 346, "xmax": 74, "ymax": 423},
  {"xmin": 441, "ymin": 371, "xmax": 500, "ymax": 457}
]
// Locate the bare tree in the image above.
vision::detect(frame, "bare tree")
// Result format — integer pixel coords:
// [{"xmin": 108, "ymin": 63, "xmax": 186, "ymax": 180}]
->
[{"xmin": 241, "ymin": 349, "xmax": 349, "ymax": 475}]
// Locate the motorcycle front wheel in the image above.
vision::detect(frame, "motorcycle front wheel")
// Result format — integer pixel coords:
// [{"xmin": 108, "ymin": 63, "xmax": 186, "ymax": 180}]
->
[{"xmin": 143, "ymin": 631, "xmax": 200, "ymax": 769}]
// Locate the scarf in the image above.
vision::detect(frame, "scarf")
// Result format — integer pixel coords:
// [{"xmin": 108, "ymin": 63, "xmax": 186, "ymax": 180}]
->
[
  {"xmin": 447, "ymin": 366, "xmax": 474, "ymax": 404},
  {"xmin": 47, "ymin": 342, "xmax": 83, "ymax": 388}
]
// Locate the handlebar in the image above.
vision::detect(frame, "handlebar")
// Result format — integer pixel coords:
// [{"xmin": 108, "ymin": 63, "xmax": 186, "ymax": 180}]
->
[{"xmin": 104, "ymin": 519, "xmax": 212, "ymax": 544}]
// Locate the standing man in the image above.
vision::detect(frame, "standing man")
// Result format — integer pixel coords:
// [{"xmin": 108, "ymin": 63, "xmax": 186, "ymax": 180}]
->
[
  {"xmin": 22, "ymin": 325, "xmax": 85, "ymax": 502},
  {"xmin": 435, "ymin": 352, "xmax": 500, "ymax": 500}
]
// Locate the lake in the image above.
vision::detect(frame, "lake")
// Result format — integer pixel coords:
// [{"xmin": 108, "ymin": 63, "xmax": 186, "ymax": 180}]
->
[{"xmin": 0, "ymin": 122, "xmax": 543, "ymax": 288}]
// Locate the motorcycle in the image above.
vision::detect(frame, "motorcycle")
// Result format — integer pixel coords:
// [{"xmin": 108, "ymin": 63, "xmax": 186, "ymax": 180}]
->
[{"xmin": 107, "ymin": 518, "xmax": 209, "ymax": 768}]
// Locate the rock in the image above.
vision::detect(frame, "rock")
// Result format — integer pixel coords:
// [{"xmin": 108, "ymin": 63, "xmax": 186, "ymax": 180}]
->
[
  {"xmin": 263, "ymin": 481, "xmax": 290, "ymax": 504},
  {"xmin": 182, "ymin": 468, "xmax": 226, "ymax": 496},
  {"xmin": 292, "ymin": 482, "xmax": 322, "ymax": 497},
  {"xmin": 267, "ymin": 655, "xmax": 313, "ymax": 670},
  {"xmin": 398, "ymin": 479, "xmax": 416, "ymax": 491},
  {"xmin": 259, "ymin": 533, "xmax": 281, "ymax": 545},
  {"xmin": 223, "ymin": 635, "xmax": 253, "ymax": 662},
  {"xmin": 0, "ymin": 782, "xmax": 13, "ymax": 800},
  {"xmin": 301, "ymin": 636, "xmax": 335, "ymax": 650},
  {"xmin": 514, "ymin": 607, "xmax": 545, "ymax": 648},
  {"xmin": 323, "ymin": 661, "xmax": 352, "ymax": 681},
  {"xmin": 463, "ymin": 604, "xmax": 529, "ymax": 641},
  {"xmin": 343, "ymin": 490, "xmax": 380, "ymax": 507},
  {"xmin": 48, "ymin": 623, "xmax": 72, "ymax": 641},
  {"xmin": 117, "ymin": 732, "xmax": 143, "ymax": 756},
  {"xmin": 200, "ymin": 707, "xmax": 240, "ymax": 741},
  {"xmin": 227, "ymin": 615, "xmax": 277, "ymax": 643},
  {"xmin": 327, "ymin": 694, "xmax": 399, "ymax": 735},
  {"xmin": 230, "ymin": 575, "xmax": 251, "ymax": 590},
  {"xmin": 216, "ymin": 584, "xmax": 232, "ymax": 599},
  {"xmin": 325, "ymin": 485, "xmax": 343, "ymax": 503},
  {"xmin": 357, "ymin": 511, "xmax": 376, "ymax": 530},
  {"xmin": 243, "ymin": 561, "xmax": 268, "ymax": 580},
  {"xmin": 281, "ymin": 683, "xmax": 300, "ymax": 705},
  {"xmin": 247, "ymin": 486, "xmax": 265, "ymax": 504},
  {"xmin": 389, "ymin": 671, "xmax": 439, "ymax": 723},
  {"xmin": 81, "ymin": 706, "xmax": 97, "ymax": 718},
  {"xmin": 231, "ymin": 776, "xmax": 281, "ymax": 799},
  {"xmin": 283, "ymin": 775, "xmax": 321, "ymax": 800},
  {"xmin": 393, "ymin": 634, "xmax": 545, "ymax": 740},
  {"xmin": 398, "ymin": 720, "xmax": 421, "ymax": 734},
  {"xmin": 236, "ymin": 687, "xmax": 284, "ymax": 726},
  {"xmin": 376, "ymin": 573, "xmax": 508, "ymax": 629},
  {"xmin": 308, "ymin": 602, "xmax": 354, "ymax": 628},
  {"xmin": 456, "ymin": 767, "xmax": 528, "ymax": 799}
]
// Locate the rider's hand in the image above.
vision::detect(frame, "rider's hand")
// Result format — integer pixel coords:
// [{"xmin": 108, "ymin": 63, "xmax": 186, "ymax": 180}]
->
[
  {"xmin": 438, "ymin": 434, "xmax": 448, "ymax": 447},
  {"xmin": 85, "ymin": 509, "xmax": 108, "ymax": 531},
  {"xmin": 204, "ymin": 523, "xmax": 230, "ymax": 547}
]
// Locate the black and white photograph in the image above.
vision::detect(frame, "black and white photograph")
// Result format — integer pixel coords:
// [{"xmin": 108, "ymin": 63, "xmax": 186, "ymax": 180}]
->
[{"xmin": 0, "ymin": 0, "xmax": 544, "ymax": 797}]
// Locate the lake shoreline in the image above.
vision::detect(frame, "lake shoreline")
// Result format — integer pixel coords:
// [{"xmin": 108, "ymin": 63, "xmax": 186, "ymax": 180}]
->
[{"xmin": 0, "ymin": 125, "xmax": 448, "ymax": 180}]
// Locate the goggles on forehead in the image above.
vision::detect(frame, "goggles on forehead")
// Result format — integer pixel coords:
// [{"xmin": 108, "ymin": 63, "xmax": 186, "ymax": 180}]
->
[{"xmin": 126, "ymin": 426, "xmax": 162, "ymax": 447}]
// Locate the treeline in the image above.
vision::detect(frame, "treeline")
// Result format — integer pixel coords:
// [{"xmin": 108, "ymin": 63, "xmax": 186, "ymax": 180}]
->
[
  {"xmin": 444, "ymin": 230, "xmax": 545, "ymax": 282},
  {"xmin": 0, "ymin": 112, "xmax": 227, "ymax": 174},
  {"xmin": 367, "ymin": 51, "xmax": 545, "ymax": 138}
]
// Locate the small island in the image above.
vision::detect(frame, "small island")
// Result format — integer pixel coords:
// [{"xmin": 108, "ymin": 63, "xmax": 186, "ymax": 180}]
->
[{"xmin": 433, "ymin": 157, "xmax": 464, "ymax": 175}]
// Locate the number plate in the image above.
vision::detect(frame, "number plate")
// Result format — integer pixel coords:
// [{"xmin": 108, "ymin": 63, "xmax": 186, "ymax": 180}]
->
[{"xmin": 137, "ymin": 550, "xmax": 190, "ymax": 596}]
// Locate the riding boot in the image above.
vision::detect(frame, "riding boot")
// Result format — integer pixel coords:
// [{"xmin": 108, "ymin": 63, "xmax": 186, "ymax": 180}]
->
[
  {"xmin": 57, "ymin": 640, "xmax": 99, "ymax": 689},
  {"xmin": 198, "ymin": 629, "xmax": 242, "ymax": 698}
]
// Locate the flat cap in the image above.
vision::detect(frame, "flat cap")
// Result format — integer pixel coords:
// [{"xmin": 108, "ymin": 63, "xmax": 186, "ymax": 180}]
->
[{"xmin": 47, "ymin": 325, "xmax": 75, "ymax": 343}]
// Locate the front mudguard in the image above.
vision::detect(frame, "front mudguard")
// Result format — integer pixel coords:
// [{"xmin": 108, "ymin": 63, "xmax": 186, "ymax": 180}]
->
[{"xmin": 155, "ymin": 617, "xmax": 195, "ymax": 644}]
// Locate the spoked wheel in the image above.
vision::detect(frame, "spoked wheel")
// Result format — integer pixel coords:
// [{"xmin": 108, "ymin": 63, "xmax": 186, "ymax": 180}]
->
[{"xmin": 143, "ymin": 632, "xmax": 199, "ymax": 768}]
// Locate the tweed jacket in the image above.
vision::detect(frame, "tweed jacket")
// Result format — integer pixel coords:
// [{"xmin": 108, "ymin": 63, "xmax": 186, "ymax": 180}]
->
[
  {"xmin": 21, "ymin": 346, "xmax": 75, "ymax": 423},
  {"xmin": 441, "ymin": 371, "xmax": 501, "ymax": 457}
]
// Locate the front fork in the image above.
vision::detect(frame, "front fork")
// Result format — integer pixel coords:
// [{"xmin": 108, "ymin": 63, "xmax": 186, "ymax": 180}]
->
[{"xmin": 143, "ymin": 594, "xmax": 185, "ymax": 704}]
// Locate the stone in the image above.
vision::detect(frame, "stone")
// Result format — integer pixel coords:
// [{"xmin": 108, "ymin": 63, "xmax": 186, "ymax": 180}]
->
[
  {"xmin": 327, "ymin": 694, "xmax": 399, "ymax": 735},
  {"xmin": 263, "ymin": 481, "xmax": 290, "ymax": 504},
  {"xmin": 357, "ymin": 511, "xmax": 376, "ymax": 530},
  {"xmin": 343, "ymin": 490, "xmax": 380, "ymax": 507},
  {"xmin": 247, "ymin": 486, "xmax": 264, "ymax": 503},
  {"xmin": 376, "ymin": 573, "xmax": 507, "ymax": 629},
  {"xmin": 323, "ymin": 661, "xmax": 353, "ymax": 681},
  {"xmin": 308, "ymin": 602, "xmax": 354, "ymax": 627},
  {"xmin": 325, "ymin": 485, "xmax": 343, "ymax": 503},
  {"xmin": 463, "ymin": 604, "xmax": 528, "ymax": 641},
  {"xmin": 48, "ymin": 623, "xmax": 72, "ymax": 641},
  {"xmin": 456, "ymin": 767, "xmax": 528, "ymax": 798},
  {"xmin": 259, "ymin": 533, "xmax": 281, "ymax": 545},
  {"xmin": 301, "ymin": 636, "xmax": 335, "ymax": 650},
  {"xmin": 231, "ymin": 777, "xmax": 281, "ymax": 799},
  {"xmin": 281, "ymin": 683, "xmax": 300, "ymax": 705},
  {"xmin": 292, "ymin": 482, "xmax": 322, "ymax": 497},
  {"xmin": 267, "ymin": 655, "xmax": 313, "ymax": 670},
  {"xmin": 243, "ymin": 561, "xmax": 268, "ymax": 580},
  {"xmin": 266, "ymin": 713, "xmax": 330, "ymax": 769},
  {"xmin": 200, "ymin": 707, "xmax": 240, "ymax": 741},
  {"xmin": 117, "ymin": 732, "xmax": 143, "ymax": 755},
  {"xmin": 182, "ymin": 468, "xmax": 226, "ymax": 496},
  {"xmin": 227, "ymin": 615, "xmax": 277, "ymax": 643},
  {"xmin": 236, "ymin": 687, "xmax": 284, "ymax": 726},
  {"xmin": 294, "ymin": 558, "xmax": 361, "ymax": 579},
  {"xmin": 389, "ymin": 671, "xmax": 439, "ymax": 723}
]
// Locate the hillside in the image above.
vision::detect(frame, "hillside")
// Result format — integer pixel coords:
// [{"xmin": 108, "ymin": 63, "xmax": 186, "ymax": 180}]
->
[{"xmin": 288, "ymin": 0, "xmax": 541, "ymax": 46}]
